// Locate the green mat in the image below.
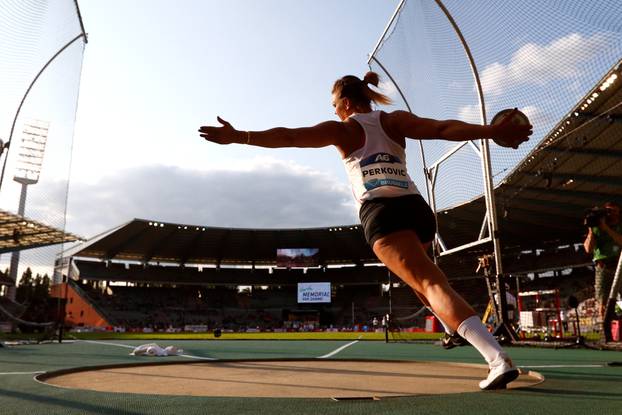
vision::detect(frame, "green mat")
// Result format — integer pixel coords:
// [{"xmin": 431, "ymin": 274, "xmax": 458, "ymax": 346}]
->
[{"xmin": 0, "ymin": 340, "xmax": 620, "ymax": 415}]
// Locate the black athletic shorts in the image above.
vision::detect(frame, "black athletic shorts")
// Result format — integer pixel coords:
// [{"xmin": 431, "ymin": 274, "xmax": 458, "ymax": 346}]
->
[{"xmin": 359, "ymin": 194, "xmax": 436, "ymax": 247}]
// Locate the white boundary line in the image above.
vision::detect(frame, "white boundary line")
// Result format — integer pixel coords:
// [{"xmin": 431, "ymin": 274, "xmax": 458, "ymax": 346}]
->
[
  {"xmin": 317, "ymin": 337, "xmax": 361, "ymax": 359},
  {"xmin": 178, "ymin": 353, "xmax": 217, "ymax": 361},
  {"xmin": 0, "ymin": 371, "xmax": 45, "ymax": 375},
  {"xmin": 78, "ymin": 340, "xmax": 216, "ymax": 360},
  {"xmin": 79, "ymin": 340, "xmax": 135, "ymax": 349}
]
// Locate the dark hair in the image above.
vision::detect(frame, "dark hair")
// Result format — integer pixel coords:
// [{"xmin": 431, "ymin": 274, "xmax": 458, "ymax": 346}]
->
[{"xmin": 332, "ymin": 71, "xmax": 391, "ymax": 107}]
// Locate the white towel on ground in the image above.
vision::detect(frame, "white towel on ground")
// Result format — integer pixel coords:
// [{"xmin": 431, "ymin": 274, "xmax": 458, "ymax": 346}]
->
[{"xmin": 131, "ymin": 343, "xmax": 183, "ymax": 356}]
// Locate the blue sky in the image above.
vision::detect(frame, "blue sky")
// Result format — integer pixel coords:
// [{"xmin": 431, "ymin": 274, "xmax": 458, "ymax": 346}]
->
[
  {"xmin": 0, "ymin": 0, "xmax": 399, "ymax": 277},
  {"xmin": 2, "ymin": 0, "xmax": 621, "ymax": 278},
  {"xmin": 64, "ymin": 0, "xmax": 400, "ymax": 237},
  {"xmin": 23, "ymin": 0, "xmax": 619, "ymax": 240},
  {"xmin": 369, "ymin": 0, "xmax": 622, "ymax": 210}
]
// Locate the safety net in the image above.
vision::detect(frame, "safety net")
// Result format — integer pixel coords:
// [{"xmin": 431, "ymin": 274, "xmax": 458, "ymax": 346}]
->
[
  {"xmin": 369, "ymin": 0, "xmax": 622, "ymax": 212},
  {"xmin": 0, "ymin": 0, "xmax": 86, "ymax": 289}
]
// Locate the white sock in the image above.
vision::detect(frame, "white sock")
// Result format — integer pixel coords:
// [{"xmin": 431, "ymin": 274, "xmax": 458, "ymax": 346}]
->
[
  {"xmin": 427, "ymin": 307, "xmax": 454, "ymax": 335},
  {"xmin": 456, "ymin": 315, "xmax": 504, "ymax": 364}
]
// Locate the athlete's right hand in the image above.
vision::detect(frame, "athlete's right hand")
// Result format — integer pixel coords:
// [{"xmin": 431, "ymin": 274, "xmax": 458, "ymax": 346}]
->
[
  {"xmin": 491, "ymin": 109, "xmax": 532, "ymax": 149},
  {"xmin": 199, "ymin": 116, "xmax": 241, "ymax": 145}
]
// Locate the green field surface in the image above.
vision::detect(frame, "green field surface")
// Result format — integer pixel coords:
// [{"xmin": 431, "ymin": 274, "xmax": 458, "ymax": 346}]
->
[
  {"xmin": 3, "ymin": 330, "xmax": 605, "ymax": 344},
  {"xmin": 0, "ymin": 339, "xmax": 621, "ymax": 415},
  {"xmin": 65, "ymin": 331, "xmax": 441, "ymax": 341},
  {"xmin": 2, "ymin": 330, "xmax": 602, "ymax": 342}
]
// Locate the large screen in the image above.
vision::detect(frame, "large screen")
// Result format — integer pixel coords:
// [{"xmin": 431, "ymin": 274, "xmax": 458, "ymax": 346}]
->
[
  {"xmin": 276, "ymin": 248, "xmax": 320, "ymax": 268},
  {"xmin": 297, "ymin": 282, "xmax": 331, "ymax": 303}
]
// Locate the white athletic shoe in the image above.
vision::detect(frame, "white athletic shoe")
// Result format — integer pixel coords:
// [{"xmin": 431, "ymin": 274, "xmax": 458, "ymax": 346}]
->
[{"xmin": 479, "ymin": 354, "xmax": 519, "ymax": 390}]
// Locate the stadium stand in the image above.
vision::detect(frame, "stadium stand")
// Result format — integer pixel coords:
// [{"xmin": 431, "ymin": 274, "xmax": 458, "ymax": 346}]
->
[
  {"xmin": 57, "ymin": 259, "xmax": 404, "ymax": 331},
  {"xmin": 49, "ymin": 53, "xmax": 619, "ymax": 334},
  {"xmin": 59, "ymin": 253, "xmax": 594, "ymax": 333},
  {"xmin": 50, "ymin": 213, "xmax": 596, "ymax": 333}
]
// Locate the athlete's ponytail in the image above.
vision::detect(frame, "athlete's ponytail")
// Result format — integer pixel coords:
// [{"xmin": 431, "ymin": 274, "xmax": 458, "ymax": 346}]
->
[{"xmin": 332, "ymin": 71, "xmax": 392, "ymax": 107}]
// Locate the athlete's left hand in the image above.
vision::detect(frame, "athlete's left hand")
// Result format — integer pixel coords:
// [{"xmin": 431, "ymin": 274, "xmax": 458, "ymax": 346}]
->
[{"xmin": 199, "ymin": 117, "xmax": 242, "ymax": 145}]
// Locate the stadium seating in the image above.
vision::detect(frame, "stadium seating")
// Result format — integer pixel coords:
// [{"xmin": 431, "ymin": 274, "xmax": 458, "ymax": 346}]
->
[{"xmin": 69, "ymin": 257, "xmax": 595, "ymax": 332}]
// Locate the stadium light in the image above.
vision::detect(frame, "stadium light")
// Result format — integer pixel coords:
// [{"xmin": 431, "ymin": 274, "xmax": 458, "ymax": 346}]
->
[
  {"xmin": 7, "ymin": 120, "xmax": 49, "ymax": 301},
  {"xmin": 599, "ymin": 73, "xmax": 618, "ymax": 91},
  {"xmin": 14, "ymin": 120, "xmax": 49, "ymax": 185}
]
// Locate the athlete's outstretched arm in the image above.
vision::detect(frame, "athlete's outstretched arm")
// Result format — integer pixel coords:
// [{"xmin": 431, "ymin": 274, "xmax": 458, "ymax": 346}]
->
[
  {"xmin": 199, "ymin": 117, "xmax": 344, "ymax": 149},
  {"xmin": 388, "ymin": 110, "xmax": 532, "ymax": 148}
]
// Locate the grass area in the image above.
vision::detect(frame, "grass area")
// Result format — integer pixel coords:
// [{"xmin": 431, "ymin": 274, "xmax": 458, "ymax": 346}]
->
[
  {"xmin": 0, "ymin": 330, "xmax": 444, "ymax": 341},
  {"xmin": 1, "ymin": 330, "xmax": 604, "ymax": 342},
  {"xmin": 68, "ymin": 331, "xmax": 444, "ymax": 341},
  {"xmin": 520, "ymin": 331, "xmax": 602, "ymax": 342},
  {"xmin": 1, "ymin": 339, "xmax": 620, "ymax": 415}
]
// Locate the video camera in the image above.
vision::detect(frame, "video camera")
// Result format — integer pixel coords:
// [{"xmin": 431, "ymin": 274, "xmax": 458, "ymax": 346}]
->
[{"xmin": 584, "ymin": 206, "xmax": 608, "ymax": 227}]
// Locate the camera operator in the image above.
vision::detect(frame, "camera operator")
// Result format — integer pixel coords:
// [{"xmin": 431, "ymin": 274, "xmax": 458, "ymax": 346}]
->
[{"xmin": 583, "ymin": 202, "xmax": 622, "ymax": 318}]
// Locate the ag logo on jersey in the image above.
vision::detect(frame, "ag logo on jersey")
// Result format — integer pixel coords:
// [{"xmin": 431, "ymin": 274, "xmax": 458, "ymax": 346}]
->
[{"xmin": 360, "ymin": 152, "xmax": 402, "ymax": 168}]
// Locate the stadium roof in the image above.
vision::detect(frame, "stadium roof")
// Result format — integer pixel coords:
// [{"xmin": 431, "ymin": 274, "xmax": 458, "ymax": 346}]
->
[
  {"xmin": 65, "ymin": 61, "xmax": 621, "ymax": 266},
  {"xmin": 65, "ymin": 220, "xmax": 375, "ymax": 266},
  {"xmin": 438, "ymin": 60, "xmax": 622, "ymax": 256},
  {"xmin": 73, "ymin": 260, "xmax": 390, "ymax": 286},
  {"xmin": 0, "ymin": 209, "xmax": 82, "ymax": 255}
]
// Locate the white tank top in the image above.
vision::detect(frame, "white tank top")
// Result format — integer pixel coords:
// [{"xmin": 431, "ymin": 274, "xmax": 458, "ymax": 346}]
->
[{"xmin": 342, "ymin": 111, "xmax": 420, "ymax": 208}]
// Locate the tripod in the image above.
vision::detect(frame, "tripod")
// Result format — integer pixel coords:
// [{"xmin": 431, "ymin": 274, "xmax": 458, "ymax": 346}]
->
[
  {"xmin": 477, "ymin": 255, "xmax": 519, "ymax": 344},
  {"xmin": 556, "ymin": 295, "xmax": 600, "ymax": 350}
]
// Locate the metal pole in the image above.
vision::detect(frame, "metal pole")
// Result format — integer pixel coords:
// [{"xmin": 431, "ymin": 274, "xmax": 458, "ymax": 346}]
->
[
  {"xmin": 432, "ymin": 0, "xmax": 503, "ymax": 273},
  {"xmin": 607, "ymin": 252, "xmax": 622, "ymax": 306},
  {"xmin": 73, "ymin": 0, "xmax": 89, "ymax": 43},
  {"xmin": 368, "ymin": 0, "xmax": 407, "ymax": 65},
  {"xmin": 59, "ymin": 273, "xmax": 69, "ymax": 343},
  {"xmin": 368, "ymin": 56, "xmax": 413, "ymax": 113},
  {"xmin": 433, "ymin": 0, "xmax": 515, "ymax": 340},
  {"xmin": 369, "ymin": 55, "xmax": 437, "ymax": 261},
  {"xmin": 369, "ymin": 56, "xmax": 433, "ymax": 208},
  {"xmin": 388, "ymin": 270, "xmax": 393, "ymax": 315},
  {"xmin": 7, "ymin": 183, "xmax": 28, "ymax": 301},
  {"xmin": 603, "ymin": 252, "xmax": 622, "ymax": 342}
]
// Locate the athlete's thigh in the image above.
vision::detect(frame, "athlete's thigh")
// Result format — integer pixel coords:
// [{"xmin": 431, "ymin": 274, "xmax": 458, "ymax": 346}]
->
[{"xmin": 372, "ymin": 229, "xmax": 438, "ymax": 287}]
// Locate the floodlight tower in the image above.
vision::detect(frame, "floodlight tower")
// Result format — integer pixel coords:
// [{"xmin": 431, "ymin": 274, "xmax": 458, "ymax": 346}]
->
[{"xmin": 6, "ymin": 120, "xmax": 49, "ymax": 301}]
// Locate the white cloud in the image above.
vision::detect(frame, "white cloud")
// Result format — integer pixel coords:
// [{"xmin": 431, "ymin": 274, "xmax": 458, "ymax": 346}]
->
[
  {"xmin": 457, "ymin": 104, "xmax": 482, "ymax": 124},
  {"xmin": 57, "ymin": 161, "xmax": 357, "ymax": 239},
  {"xmin": 378, "ymin": 79, "xmax": 399, "ymax": 102},
  {"xmin": 481, "ymin": 33, "xmax": 609, "ymax": 96},
  {"xmin": 457, "ymin": 104, "xmax": 546, "ymax": 132},
  {"xmin": 3, "ymin": 161, "xmax": 357, "ymax": 278},
  {"xmin": 520, "ymin": 105, "xmax": 545, "ymax": 126}
]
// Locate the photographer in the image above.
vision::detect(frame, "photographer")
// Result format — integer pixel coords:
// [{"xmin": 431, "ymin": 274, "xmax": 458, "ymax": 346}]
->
[{"xmin": 583, "ymin": 202, "xmax": 622, "ymax": 318}]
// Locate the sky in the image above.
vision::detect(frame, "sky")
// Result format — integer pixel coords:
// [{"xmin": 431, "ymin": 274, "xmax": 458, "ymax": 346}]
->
[
  {"xmin": 1, "ymin": 0, "xmax": 620, "ymax": 279},
  {"xmin": 65, "ymin": 0, "xmax": 401, "ymax": 238},
  {"xmin": 64, "ymin": 0, "xmax": 621, "ymax": 239},
  {"xmin": 0, "ymin": 0, "xmax": 400, "ymax": 279}
]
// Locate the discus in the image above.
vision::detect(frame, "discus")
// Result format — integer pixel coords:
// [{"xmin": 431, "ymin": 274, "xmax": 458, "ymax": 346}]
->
[{"xmin": 490, "ymin": 108, "xmax": 530, "ymax": 149}]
